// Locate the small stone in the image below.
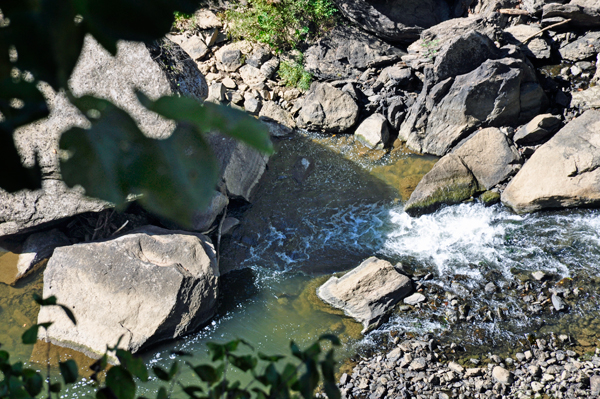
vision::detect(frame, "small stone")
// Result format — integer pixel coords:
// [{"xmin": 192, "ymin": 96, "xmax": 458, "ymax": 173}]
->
[
  {"xmin": 403, "ymin": 293, "xmax": 426, "ymax": 306},
  {"xmin": 551, "ymin": 294, "xmax": 566, "ymax": 311},
  {"xmin": 207, "ymin": 82, "xmax": 225, "ymax": 103},
  {"xmin": 222, "ymin": 77, "xmax": 237, "ymax": 89},
  {"xmin": 244, "ymin": 95, "xmax": 262, "ymax": 115},
  {"xmin": 386, "ymin": 347, "xmax": 402, "ymax": 362},
  {"xmin": 591, "ymin": 375, "xmax": 600, "ymax": 396},
  {"xmin": 448, "ymin": 362, "xmax": 464, "ymax": 374},
  {"xmin": 484, "ymin": 282, "xmax": 497, "ymax": 293},
  {"xmin": 532, "ymin": 271, "xmax": 546, "ymax": 281},
  {"xmin": 516, "ymin": 353, "xmax": 525, "ymax": 362},
  {"xmin": 571, "ymin": 65, "xmax": 582, "ymax": 76},
  {"xmin": 464, "ymin": 368, "xmax": 483, "ymax": 378},
  {"xmin": 409, "ymin": 357, "xmax": 427, "ymax": 371},
  {"xmin": 492, "ymin": 366, "xmax": 514, "ymax": 385},
  {"xmin": 239, "ymin": 64, "xmax": 267, "ymax": 87},
  {"xmin": 260, "ymin": 58, "xmax": 280, "ymax": 79},
  {"xmin": 231, "ymin": 92, "xmax": 244, "ymax": 105},
  {"xmin": 528, "ymin": 365, "xmax": 541, "ymax": 378},
  {"xmin": 340, "ymin": 373, "xmax": 349, "ymax": 386},
  {"xmin": 531, "ymin": 381, "xmax": 544, "ymax": 392},
  {"xmin": 246, "ymin": 45, "xmax": 271, "ymax": 68}
]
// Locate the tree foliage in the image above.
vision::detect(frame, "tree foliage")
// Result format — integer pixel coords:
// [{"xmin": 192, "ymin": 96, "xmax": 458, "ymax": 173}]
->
[
  {"xmin": 0, "ymin": 296, "xmax": 341, "ymax": 399},
  {"xmin": 0, "ymin": 0, "xmax": 273, "ymax": 226}
]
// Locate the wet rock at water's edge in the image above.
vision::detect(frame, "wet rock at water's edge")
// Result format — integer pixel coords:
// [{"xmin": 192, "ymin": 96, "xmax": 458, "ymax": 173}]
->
[
  {"xmin": 37, "ymin": 226, "xmax": 218, "ymax": 361},
  {"xmin": 317, "ymin": 257, "xmax": 412, "ymax": 333}
]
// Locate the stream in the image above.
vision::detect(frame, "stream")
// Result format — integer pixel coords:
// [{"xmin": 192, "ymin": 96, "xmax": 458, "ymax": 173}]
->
[{"xmin": 1, "ymin": 132, "xmax": 600, "ymax": 397}]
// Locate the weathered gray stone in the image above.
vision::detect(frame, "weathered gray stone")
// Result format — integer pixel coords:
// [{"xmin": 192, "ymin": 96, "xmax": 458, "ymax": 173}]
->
[
  {"xmin": 354, "ymin": 113, "xmax": 390, "ymax": 150},
  {"xmin": 492, "ymin": 366, "xmax": 514, "ymax": 385},
  {"xmin": 403, "ymin": 292, "xmax": 426, "ymax": 305},
  {"xmin": 304, "ymin": 25, "xmax": 405, "ymax": 81},
  {"xmin": 502, "ymin": 110, "xmax": 600, "ymax": 213},
  {"xmin": 543, "ymin": 1, "xmax": 600, "ymax": 29},
  {"xmin": 591, "ymin": 374, "xmax": 600, "ymax": 396},
  {"xmin": 3, "ymin": 35, "xmax": 208, "ymax": 237},
  {"xmin": 552, "ymin": 293, "xmax": 566, "ymax": 311},
  {"xmin": 178, "ymin": 35, "xmax": 209, "ymax": 61},
  {"xmin": 15, "ymin": 229, "xmax": 70, "ymax": 281},
  {"xmin": 246, "ymin": 45, "xmax": 271, "ymax": 68},
  {"xmin": 513, "ymin": 114, "xmax": 562, "ymax": 145},
  {"xmin": 244, "ymin": 93, "xmax": 262, "ymax": 115},
  {"xmin": 207, "ymin": 82, "xmax": 226, "ymax": 103},
  {"xmin": 570, "ymin": 85, "xmax": 600, "ymax": 111},
  {"xmin": 258, "ymin": 101, "xmax": 296, "ymax": 137},
  {"xmin": 334, "ymin": 0, "xmax": 462, "ymax": 42},
  {"xmin": 194, "ymin": 10, "xmax": 222, "ymax": 30},
  {"xmin": 207, "ymin": 133, "xmax": 269, "ymax": 202},
  {"xmin": 260, "ymin": 58, "xmax": 280, "ymax": 79},
  {"xmin": 559, "ymin": 31, "xmax": 600, "ymax": 61},
  {"xmin": 504, "ymin": 25, "xmax": 552, "ymax": 59},
  {"xmin": 400, "ymin": 57, "xmax": 546, "ymax": 156},
  {"xmin": 191, "ymin": 191, "xmax": 229, "ymax": 232},
  {"xmin": 405, "ymin": 127, "xmax": 521, "ymax": 214},
  {"xmin": 215, "ymin": 43, "xmax": 247, "ymax": 72},
  {"xmin": 377, "ymin": 66, "xmax": 412, "ymax": 86},
  {"xmin": 239, "ymin": 64, "xmax": 267, "ymax": 87},
  {"xmin": 404, "ymin": 154, "xmax": 481, "ymax": 215},
  {"xmin": 432, "ymin": 30, "xmax": 500, "ymax": 83},
  {"xmin": 317, "ymin": 257, "xmax": 412, "ymax": 333},
  {"xmin": 37, "ymin": 226, "xmax": 218, "ymax": 359},
  {"xmin": 297, "ymin": 83, "xmax": 359, "ymax": 133}
]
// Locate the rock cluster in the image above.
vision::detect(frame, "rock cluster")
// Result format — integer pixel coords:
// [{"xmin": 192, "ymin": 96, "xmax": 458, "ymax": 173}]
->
[{"xmin": 340, "ymin": 335, "xmax": 600, "ymax": 399}]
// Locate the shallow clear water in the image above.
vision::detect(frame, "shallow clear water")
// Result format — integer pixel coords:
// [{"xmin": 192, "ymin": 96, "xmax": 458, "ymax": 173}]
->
[{"xmin": 2, "ymin": 133, "xmax": 600, "ymax": 396}]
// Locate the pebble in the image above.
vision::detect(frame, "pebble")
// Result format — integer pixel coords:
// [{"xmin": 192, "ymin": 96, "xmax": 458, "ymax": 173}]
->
[{"xmin": 404, "ymin": 293, "xmax": 426, "ymax": 305}]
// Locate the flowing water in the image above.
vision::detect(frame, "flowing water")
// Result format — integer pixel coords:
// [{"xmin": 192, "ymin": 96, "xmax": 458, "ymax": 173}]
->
[{"xmin": 1, "ymin": 132, "xmax": 600, "ymax": 396}]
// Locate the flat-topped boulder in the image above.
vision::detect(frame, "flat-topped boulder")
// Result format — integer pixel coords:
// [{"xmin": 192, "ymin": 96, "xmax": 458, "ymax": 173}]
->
[
  {"xmin": 502, "ymin": 110, "xmax": 600, "ymax": 213},
  {"xmin": 317, "ymin": 257, "xmax": 412, "ymax": 333},
  {"xmin": 37, "ymin": 226, "xmax": 218, "ymax": 360}
]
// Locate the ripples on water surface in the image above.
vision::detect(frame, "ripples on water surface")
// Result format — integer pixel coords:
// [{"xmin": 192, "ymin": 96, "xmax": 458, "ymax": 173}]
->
[{"xmin": 4, "ymin": 133, "xmax": 600, "ymax": 396}]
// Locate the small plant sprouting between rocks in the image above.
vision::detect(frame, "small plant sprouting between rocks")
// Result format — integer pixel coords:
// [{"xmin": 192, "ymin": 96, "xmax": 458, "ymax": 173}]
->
[
  {"xmin": 278, "ymin": 57, "xmax": 313, "ymax": 91},
  {"xmin": 0, "ymin": 295, "xmax": 342, "ymax": 399},
  {"xmin": 226, "ymin": 0, "xmax": 338, "ymax": 51},
  {"xmin": 421, "ymin": 38, "xmax": 440, "ymax": 60}
]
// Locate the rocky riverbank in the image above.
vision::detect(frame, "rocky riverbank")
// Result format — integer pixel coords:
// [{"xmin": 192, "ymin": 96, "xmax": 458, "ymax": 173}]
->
[{"xmin": 339, "ymin": 333, "xmax": 600, "ymax": 399}]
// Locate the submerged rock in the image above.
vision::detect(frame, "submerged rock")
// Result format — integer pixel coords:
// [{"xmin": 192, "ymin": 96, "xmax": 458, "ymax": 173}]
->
[
  {"xmin": 37, "ymin": 226, "xmax": 218, "ymax": 360},
  {"xmin": 317, "ymin": 257, "xmax": 412, "ymax": 333},
  {"xmin": 502, "ymin": 110, "xmax": 600, "ymax": 213}
]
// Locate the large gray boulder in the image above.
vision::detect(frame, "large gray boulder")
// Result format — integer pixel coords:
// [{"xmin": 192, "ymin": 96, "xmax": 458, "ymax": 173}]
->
[
  {"xmin": 37, "ymin": 226, "xmax": 218, "ymax": 360},
  {"xmin": 317, "ymin": 257, "xmax": 412, "ymax": 333},
  {"xmin": 542, "ymin": 1, "xmax": 600, "ymax": 29},
  {"xmin": 504, "ymin": 25, "xmax": 552, "ymax": 60},
  {"xmin": 405, "ymin": 128, "xmax": 521, "ymax": 214},
  {"xmin": 502, "ymin": 110, "xmax": 600, "ymax": 213},
  {"xmin": 304, "ymin": 25, "xmax": 405, "ymax": 81},
  {"xmin": 297, "ymin": 83, "xmax": 360, "ymax": 133},
  {"xmin": 334, "ymin": 0, "xmax": 465, "ymax": 42},
  {"xmin": 400, "ymin": 56, "xmax": 546, "ymax": 156},
  {"xmin": 403, "ymin": 15, "xmax": 501, "ymax": 70},
  {"xmin": 2, "ymin": 35, "xmax": 208, "ymax": 237},
  {"xmin": 559, "ymin": 31, "xmax": 600, "ymax": 61}
]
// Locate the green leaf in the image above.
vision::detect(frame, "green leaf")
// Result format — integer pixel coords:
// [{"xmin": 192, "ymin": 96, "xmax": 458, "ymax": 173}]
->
[
  {"xmin": 137, "ymin": 93, "xmax": 273, "ymax": 155},
  {"xmin": 96, "ymin": 387, "xmax": 117, "ymax": 399},
  {"xmin": 320, "ymin": 350, "xmax": 340, "ymax": 399},
  {"xmin": 228, "ymin": 355, "xmax": 257, "ymax": 373},
  {"xmin": 298, "ymin": 359, "xmax": 319, "ymax": 399},
  {"xmin": 206, "ymin": 343, "xmax": 226, "ymax": 362},
  {"xmin": 60, "ymin": 96, "xmax": 219, "ymax": 227},
  {"xmin": 257, "ymin": 353, "xmax": 285, "ymax": 362},
  {"xmin": 22, "ymin": 369, "xmax": 43, "ymax": 396},
  {"xmin": 2, "ymin": 0, "xmax": 85, "ymax": 89},
  {"xmin": 190, "ymin": 364, "xmax": 222, "ymax": 385},
  {"xmin": 264, "ymin": 363, "xmax": 280, "ymax": 386},
  {"xmin": 181, "ymin": 385, "xmax": 203, "ymax": 399},
  {"xmin": 21, "ymin": 323, "xmax": 51, "ymax": 345},
  {"xmin": 303, "ymin": 342, "xmax": 321, "ymax": 359},
  {"xmin": 290, "ymin": 341, "xmax": 302, "ymax": 360},
  {"xmin": 151, "ymin": 366, "xmax": 170, "ymax": 382},
  {"xmin": 50, "ymin": 382, "xmax": 62, "ymax": 393},
  {"xmin": 8, "ymin": 375, "xmax": 29, "ymax": 399},
  {"xmin": 105, "ymin": 366, "xmax": 136, "ymax": 399},
  {"xmin": 0, "ymin": 351, "xmax": 8, "ymax": 364},
  {"xmin": 116, "ymin": 350, "xmax": 148, "ymax": 382},
  {"xmin": 74, "ymin": 0, "xmax": 197, "ymax": 56},
  {"xmin": 318, "ymin": 334, "xmax": 341, "ymax": 346},
  {"xmin": 155, "ymin": 387, "xmax": 168, "ymax": 399},
  {"xmin": 59, "ymin": 359, "xmax": 79, "ymax": 384}
]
